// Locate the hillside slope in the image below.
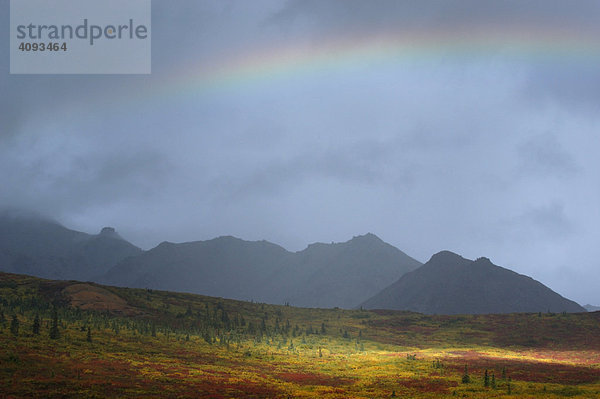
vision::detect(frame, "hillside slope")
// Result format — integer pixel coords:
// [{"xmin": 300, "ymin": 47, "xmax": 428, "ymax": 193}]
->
[
  {"xmin": 1, "ymin": 270, "xmax": 600, "ymax": 399},
  {"xmin": 361, "ymin": 251, "xmax": 585, "ymax": 314}
]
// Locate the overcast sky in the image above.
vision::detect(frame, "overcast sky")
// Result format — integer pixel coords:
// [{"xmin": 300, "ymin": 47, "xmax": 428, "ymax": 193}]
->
[{"xmin": 2, "ymin": 0, "xmax": 600, "ymax": 305}]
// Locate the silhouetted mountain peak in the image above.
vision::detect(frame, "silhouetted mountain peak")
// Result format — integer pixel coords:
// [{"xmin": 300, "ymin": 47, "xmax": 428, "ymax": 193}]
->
[
  {"xmin": 304, "ymin": 242, "xmax": 328, "ymax": 250},
  {"xmin": 428, "ymin": 250, "xmax": 466, "ymax": 264},
  {"xmin": 349, "ymin": 233, "xmax": 383, "ymax": 244},
  {"xmin": 473, "ymin": 256, "xmax": 492, "ymax": 265},
  {"xmin": 154, "ymin": 241, "xmax": 175, "ymax": 251},
  {"xmin": 301, "ymin": 233, "xmax": 386, "ymax": 254},
  {"xmin": 99, "ymin": 227, "xmax": 121, "ymax": 239},
  {"xmin": 212, "ymin": 235, "xmax": 245, "ymax": 245},
  {"xmin": 215, "ymin": 235, "xmax": 237, "ymax": 240}
]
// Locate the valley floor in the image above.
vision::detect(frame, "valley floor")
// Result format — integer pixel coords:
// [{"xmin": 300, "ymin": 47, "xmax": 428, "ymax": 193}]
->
[{"xmin": 1, "ymin": 272, "xmax": 599, "ymax": 398}]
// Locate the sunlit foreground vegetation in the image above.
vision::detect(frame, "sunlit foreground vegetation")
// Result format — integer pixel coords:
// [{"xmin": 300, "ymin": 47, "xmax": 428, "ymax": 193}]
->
[{"xmin": 1, "ymin": 272, "xmax": 599, "ymax": 398}]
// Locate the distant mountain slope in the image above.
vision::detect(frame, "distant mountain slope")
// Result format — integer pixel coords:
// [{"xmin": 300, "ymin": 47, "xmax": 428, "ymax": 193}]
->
[
  {"xmin": 0, "ymin": 210, "xmax": 141, "ymax": 281},
  {"xmin": 584, "ymin": 304, "xmax": 600, "ymax": 312},
  {"xmin": 278, "ymin": 233, "xmax": 422, "ymax": 308},
  {"xmin": 101, "ymin": 233, "xmax": 421, "ymax": 309},
  {"xmin": 361, "ymin": 251, "xmax": 585, "ymax": 314},
  {"xmin": 101, "ymin": 236, "xmax": 293, "ymax": 302}
]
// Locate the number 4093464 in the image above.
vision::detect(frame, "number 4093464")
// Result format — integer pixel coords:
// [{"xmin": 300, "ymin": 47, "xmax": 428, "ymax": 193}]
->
[{"xmin": 18, "ymin": 42, "xmax": 67, "ymax": 52}]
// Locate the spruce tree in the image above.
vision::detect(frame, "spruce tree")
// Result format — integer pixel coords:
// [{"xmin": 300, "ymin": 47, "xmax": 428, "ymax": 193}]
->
[
  {"xmin": 462, "ymin": 365, "xmax": 470, "ymax": 384},
  {"xmin": 10, "ymin": 315, "xmax": 19, "ymax": 336},
  {"xmin": 49, "ymin": 309, "xmax": 60, "ymax": 339},
  {"xmin": 32, "ymin": 314, "xmax": 40, "ymax": 335},
  {"xmin": 86, "ymin": 326, "xmax": 92, "ymax": 342},
  {"xmin": 203, "ymin": 330, "xmax": 212, "ymax": 344},
  {"xmin": 484, "ymin": 369, "xmax": 489, "ymax": 387}
]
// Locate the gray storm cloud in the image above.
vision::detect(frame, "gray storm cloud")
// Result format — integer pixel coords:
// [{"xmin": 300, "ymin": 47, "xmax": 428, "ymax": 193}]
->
[{"xmin": 1, "ymin": 0, "xmax": 600, "ymax": 305}]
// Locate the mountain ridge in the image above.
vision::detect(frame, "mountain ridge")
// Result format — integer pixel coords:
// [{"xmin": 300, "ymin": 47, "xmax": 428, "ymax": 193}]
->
[
  {"xmin": 1, "ymin": 210, "xmax": 586, "ymax": 313},
  {"xmin": 100, "ymin": 233, "xmax": 421, "ymax": 309},
  {"xmin": 0, "ymin": 210, "xmax": 142, "ymax": 281},
  {"xmin": 361, "ymin": 250, "xmax": 586, "ymax": 314}
]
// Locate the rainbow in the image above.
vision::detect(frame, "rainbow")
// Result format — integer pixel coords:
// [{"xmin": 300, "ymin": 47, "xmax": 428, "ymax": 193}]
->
[{"xmin": 110, "ymin": 25, "xmax": 600, "ymax": 107}]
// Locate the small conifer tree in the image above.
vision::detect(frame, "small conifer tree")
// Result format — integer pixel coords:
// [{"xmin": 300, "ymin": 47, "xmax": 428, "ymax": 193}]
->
[
  {"xmin": 462, "ymin": 365, "xmax": 470, "ymax": 384},
  {"xmin": 49, "ymin": 309, "xmax": 60, "ymax": 339},
  {"xmin": 32, "ymin": 314, "xmax": 40, "ymax": 335},
  {"xmin": 484, "ymin": 369, "xmax": 489, "ymax": 387},
  {"xmin": 10, "ymin": 315, "xmax": 19, "ymax": 336}
]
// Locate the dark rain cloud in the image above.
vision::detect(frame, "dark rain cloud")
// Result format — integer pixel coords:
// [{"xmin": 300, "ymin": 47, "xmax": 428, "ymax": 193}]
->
[{"xmin": 1, "ymin": 0, "xmax": 600, "ymax": 305}]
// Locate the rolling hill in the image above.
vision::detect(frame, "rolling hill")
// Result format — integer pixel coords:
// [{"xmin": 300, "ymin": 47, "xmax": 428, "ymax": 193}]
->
[
  {"xmin": 361, "ymin": 250, "xmax": 586, "ymax": 314},
  {"xmin": 1, "ymin": 270, "xmax": 600, "ymax": 398}
]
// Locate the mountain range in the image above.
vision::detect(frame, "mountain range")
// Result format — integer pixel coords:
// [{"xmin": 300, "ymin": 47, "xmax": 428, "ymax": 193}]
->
[
  {"xmin": 0, "ymin": 211, "xmax": 420, "ymax": 308},
  {"xmin": 0, "ymin": 210, "xmax": 141, "ymax": 281},
  {"xmin": 99, "ymin": 233, "xmax": 421, "ymax": 308},
  {"xmin": 0, "ymin": 210, "xmax": 587, "ymax": 313}
]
